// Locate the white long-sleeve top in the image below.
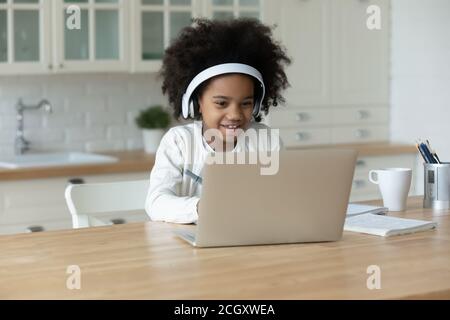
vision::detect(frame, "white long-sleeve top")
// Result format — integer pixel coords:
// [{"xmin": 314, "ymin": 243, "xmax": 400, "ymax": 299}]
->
[{"xmin": 145, "ymin": 120, "xmax": 282, "ymax": 224}]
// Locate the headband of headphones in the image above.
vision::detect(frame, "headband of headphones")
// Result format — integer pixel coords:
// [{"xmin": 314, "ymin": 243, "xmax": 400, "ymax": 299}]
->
[{"xmin": 181, "ymin": 63, "xmax": 266, "ymax": 119}]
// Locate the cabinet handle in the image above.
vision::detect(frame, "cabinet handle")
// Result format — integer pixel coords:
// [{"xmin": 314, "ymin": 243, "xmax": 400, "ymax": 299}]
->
[
  {"xmin": 48, "ymin": 64, "xmax": 53, "ymax": 70},
  {"xmin": 355, "ymin": 129, "xmax": 370, "ymax": 139},
  {"xmin": 353, "ymin": 180, "xmax": 366, "ymax": 189},
  {"xmin": 59, "ymin": 63, "xmax": 64, "ymax": 69},
  {"xmin": 68, "ymin": 178, "xmax": 85, "ymax": 185},
  {"xmin": 26, "ymin": 225, "xmax": 45, "ymax": 233},
  {"xmin": 356, "ymin": 160, "xmax": 366, "ymax": 167},
  {"xmin": 110, "ymin": 218, "xmax": 126, "ymax": 225},
  {"xmin": 296, "ymin": 112, "xmax": 310, "ymax": 122},
  {"xmin": 357, "ymin": 110, "xmax": 370, "ymax": 120},
  {"xmin": 295, "ymin": 132, "xmax": 310, "ymax": 141}
]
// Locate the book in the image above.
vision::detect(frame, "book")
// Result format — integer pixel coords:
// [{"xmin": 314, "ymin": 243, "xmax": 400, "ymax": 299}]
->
[
  {"xmin": 346, "ymin": 203, "xmax": 388, "ymax": 217},
  {"xmin": 344, "ymin": 213, "xmax": 438, "ymax": 237}
]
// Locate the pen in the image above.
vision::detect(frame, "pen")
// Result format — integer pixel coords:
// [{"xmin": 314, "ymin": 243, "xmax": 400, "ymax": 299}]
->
[
  {"xmin": 185, "ymin": 169, "xmax": 203, "ymax": 184},
  {"xmin": 426, "ymin": 139, "xmax": 442, "ymax": 164},
  {"xmin": 416, "ymin": 143, "xmax": 429, "ymax": 163},
  {"xmin": 419, "ymin": 142, "xmax": 437, "ymax": 164}
]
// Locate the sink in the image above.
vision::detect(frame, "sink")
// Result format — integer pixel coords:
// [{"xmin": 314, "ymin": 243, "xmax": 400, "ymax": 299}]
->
[{"xmin": 0, "ymin": 152, "xmax": 118, "ymax": 169}]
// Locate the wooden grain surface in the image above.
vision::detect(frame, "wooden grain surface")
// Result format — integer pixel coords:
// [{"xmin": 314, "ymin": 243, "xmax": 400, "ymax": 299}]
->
[
  {"xmin": 0, "ymin": 144, "xmax": 416, "ymax": 181},
  {"xmin": 0, "ymin": 151, "xmax": 155, "ymax": 181},
  {"xmin": 0, "ymin": 197, "xmax": 448, "ymax": 300}
]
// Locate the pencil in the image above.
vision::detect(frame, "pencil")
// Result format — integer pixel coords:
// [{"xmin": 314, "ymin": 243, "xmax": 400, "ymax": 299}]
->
[{"xmin": 416, "ymin": 143, "xmax": 429, "ymax": 163}]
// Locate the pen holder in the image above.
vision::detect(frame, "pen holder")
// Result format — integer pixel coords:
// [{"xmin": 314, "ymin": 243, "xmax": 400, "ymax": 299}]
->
[{"xmin": 424, "ymin": 163, "xmax": 450, "ymax": 209}]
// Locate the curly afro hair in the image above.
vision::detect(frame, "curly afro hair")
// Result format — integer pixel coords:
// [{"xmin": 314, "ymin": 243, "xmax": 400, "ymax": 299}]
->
[{"xmin": 159, "ymin": 18, "xmax": 291, "ymax": 122}]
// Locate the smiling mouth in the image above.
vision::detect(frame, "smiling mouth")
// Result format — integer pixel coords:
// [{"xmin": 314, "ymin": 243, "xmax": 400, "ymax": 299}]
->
[{"xmin": 220, "ymin": 124, "xmax": 241, "ymax": 130}]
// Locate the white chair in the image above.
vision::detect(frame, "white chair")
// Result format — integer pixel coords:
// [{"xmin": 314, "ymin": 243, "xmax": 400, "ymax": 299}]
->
[{"xmin": 65, "ymin": 180, "xmax": 150, "ymax": 229}]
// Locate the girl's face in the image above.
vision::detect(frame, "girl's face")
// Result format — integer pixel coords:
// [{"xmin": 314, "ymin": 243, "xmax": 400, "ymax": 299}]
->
[{"xmin": 198, "ymin": 73, "xmax": 255, "ymax": 149}]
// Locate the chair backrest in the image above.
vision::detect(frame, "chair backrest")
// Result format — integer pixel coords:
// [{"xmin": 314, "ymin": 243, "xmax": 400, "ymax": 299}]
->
[{"xmin": 65, "ymin": 179, "xmax": 150, "ymax": 229}]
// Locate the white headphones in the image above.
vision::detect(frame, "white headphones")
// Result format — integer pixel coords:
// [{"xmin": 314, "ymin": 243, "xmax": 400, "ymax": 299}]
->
[{"xmin": 181, "ymin": 63, "xmax": 266, "ymax": 119}]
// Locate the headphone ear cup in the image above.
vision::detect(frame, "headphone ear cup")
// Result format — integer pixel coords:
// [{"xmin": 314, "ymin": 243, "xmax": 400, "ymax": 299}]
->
[
  {"xmin": 252, "ymin": 83, "xmax": 263, "ymax": 118},
  {"xmin": 189, "ymin": 100, "xmax": 195, "ymax": 118},
  {"xmin": 253, "ymin": 102, "xmax": 261, "ymax": 118}
]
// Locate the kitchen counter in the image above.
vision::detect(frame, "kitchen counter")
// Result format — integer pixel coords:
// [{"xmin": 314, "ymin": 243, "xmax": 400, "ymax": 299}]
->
[
  {"xmin": 0, "ymin": 143, "xmax": 417, "ymax": 181},
  {"xmin": 293, "ymin": 142, "xmax": 417, "ymax": 157},
  {"xmin": 0, "ymin": 151, "xmax": 155, "ymax": 181},
  {"xmin": 0, "ymin": 196, "xmax": 449, "ymax": 299}
]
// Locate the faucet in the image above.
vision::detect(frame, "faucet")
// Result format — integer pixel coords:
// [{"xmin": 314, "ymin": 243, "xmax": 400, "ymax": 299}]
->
[{"xmin": 15, "ymin": 99, "xmax": 53, "ymax": 155}]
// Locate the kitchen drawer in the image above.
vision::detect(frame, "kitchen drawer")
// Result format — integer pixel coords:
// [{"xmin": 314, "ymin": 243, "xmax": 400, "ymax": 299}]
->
[
  {"xmin": 280, "ymin": 128, "xmax": 331, "ymax": 147},
  {"xmin": 82, "ymin": 172, "xmax": 149, "ymax": 183},
  {"xmin": 333, "ymin": 107, "xmax": 389, "ymax": 125},
  {"xmin": 350, "ymin": 192, "xmax": 381, "ymax": 202},
  {"xmin": 0, "ymin": 219, "xmax": 72, "ymax": 235},
  {"xmin": 0, "ymin": 205, "xmax": 72, "ymax": 225},
  {"xmin": 265, "ymin": 108, "xmax": 331, "ymax": 128},
  {"xmin": 350, "ymin": 176, "xmax": 379, "ymax": 196},
  {"xmin": 349, "ymin": 154, "xmax": 419, "ymax": 201},
  {"xmin": 0, "ymin": 172, "xmax": 150, "ymax": 231},
  {"xmin": 95, "ymin": 210, "xmax": 149, "ymax": 225},
  {"xmin": 354, "ymin": 154, "xmax": 417, "ymax": 176},
  {"xmin": 0, "ymin": 177, "xmax": 70, "ymax": 224},
  {"xmin": 331, "ymin": 125, "xmax": 389, "ymax": 144}
]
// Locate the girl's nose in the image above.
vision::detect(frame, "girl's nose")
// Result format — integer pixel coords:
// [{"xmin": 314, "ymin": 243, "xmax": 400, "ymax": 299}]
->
[{"xmin": 226, "ymin": 103, "xmax": 243, "ymax": 120}]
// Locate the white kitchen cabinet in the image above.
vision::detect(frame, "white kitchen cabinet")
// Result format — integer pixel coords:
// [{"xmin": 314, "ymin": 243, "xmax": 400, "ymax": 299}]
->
[
  {"xmin": 280, "ymin": 0, "xmax": 331, "ymax": 106},
  {"xmin": 131, "ymin": 0, "xmax": 197, "ymax": 72},
  {"xmin": 0, "ymin": 0, "xmax": 263, "ymax": 74},
  {"xmin": 204, "ymin": 0, "xmax": 261, "ymax": 20},
  {"xmin": 279, "ymin": 127, "xmax": 331, "ymax": 148},
  {"xmin": 350, "ymin": 154, "xmax": 419, "ymax": 202},
  {"xmin": 331, "ymin": 125, "xmax": 389, "ymax": 144},
  {"xmin": 276, "ymin": 0, "xmax": 389, "ymax": 107},
  {"xmin": 131, "ymin": 0, "xmax": 263, "ymax": 72},
  {"xmin": 0, "ymin": 171, "xmax": 150, "ymax": 235},
  {"xmin": 264, "ymin": 0, "xmax": 390, "ymax": 145},
  {"xmin": 331, "ymin": 0, "xmax": 390, "ymax": 105},
  {"xmin": 52, "ymin": 0, "xmax": 130, "ymax": 73},
  {"xmin": 0, "ymin": 0, "xmax": 52, "ymax": 75}
]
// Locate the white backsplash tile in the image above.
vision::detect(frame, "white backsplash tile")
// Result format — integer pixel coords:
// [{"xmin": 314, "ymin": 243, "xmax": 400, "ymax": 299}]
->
[
  {"xmin": 0, "ymin": 74, "xmax": 167, "ymax": 154},
  {"xmin": 85, "ymin": 140, "xmax": 127, "ymax": 152},
  {"xmin": 126, "ymin": 138, "xmax": 144, "ymax": 151},
  {"xmin": 65, "ymin": 127, "xmax": 106, "ymax": 143}
]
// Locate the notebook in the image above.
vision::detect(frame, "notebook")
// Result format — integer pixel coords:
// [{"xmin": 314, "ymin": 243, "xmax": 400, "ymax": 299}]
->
[
  {"xmin": 346, "ymin": 203, "xmax": 388, "ymax": 217},
  {"xmin": 344, "ymin": 214, "xmax": 438, "ymax": 237}
]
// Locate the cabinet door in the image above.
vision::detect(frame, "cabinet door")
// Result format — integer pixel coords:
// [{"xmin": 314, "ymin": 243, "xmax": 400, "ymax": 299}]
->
[
  {"xmin": 350, "ymin": 154, "xmax": 418, "ymax": 202},
  {"xmin": 53, "ymin": 0, "xmax": 129, "ymax": 73},
  {"xmin": 331, "ymin": 0, "xmax": 389, "ymax": 105},
  {"xmin": 279, "ymin": 0, "xmax": 331, "ymax": 106},
  {"xmin": 131, "ymin": 0, "xmax": 196, "ymax": 72},
  {"xmin": 203, "ymin": 0, "xmax": 262, "ymax": 20},
  {"xmin": 0, "ymin": 0, "xmax": 51, "ymax": 75},
  {"xmin": 0, "ymin": 172, "xmax": 150, "ymax": 235}
]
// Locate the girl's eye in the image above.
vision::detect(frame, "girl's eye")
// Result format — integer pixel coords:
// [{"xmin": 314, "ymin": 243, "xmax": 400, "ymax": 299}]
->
[
  {"xmin": 242, "ymin": 101, "xmax": 253, "ymax": 107},
  {"xmin": 214, "ymin": 101, "xmax": 227, "ymax": 107}
]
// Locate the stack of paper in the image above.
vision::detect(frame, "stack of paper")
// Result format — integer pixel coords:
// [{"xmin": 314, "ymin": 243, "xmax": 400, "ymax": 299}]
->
[
  {"xmin": 344, "ymin": 213, "xmax": 438, "ymax": 237},
  {"xmin": 346, "ymin": 203, "xmax": 388, "ymax": 217}
]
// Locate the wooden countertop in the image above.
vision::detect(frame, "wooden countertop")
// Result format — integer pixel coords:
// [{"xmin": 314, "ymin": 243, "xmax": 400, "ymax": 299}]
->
[
  {"xmin": 287, "ymin": 142, "xmax": 417, "ymax": 157},
  {"xmin": 0, "ymin": 151, "xmax": 155, "ymax": 181},
  {"xmin": 0, "ymin": 196, "xmax": 449, "ymax": 300},
  {"xmin": 0, "ymin": 143, "xmax": 416, "ymax": 181}
]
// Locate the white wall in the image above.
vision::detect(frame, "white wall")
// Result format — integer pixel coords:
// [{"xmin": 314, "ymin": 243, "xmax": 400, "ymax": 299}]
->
[
  {"xmin": 0, "ymin": 74, "xmax": 167, "ymax": 156},
  {"xmin": 391, "ymin": 0, "xmax": 450, "ymax": 192},
  {"xmin": 391, "ymin": 0, "xmax": 450, "ymax": 154}
]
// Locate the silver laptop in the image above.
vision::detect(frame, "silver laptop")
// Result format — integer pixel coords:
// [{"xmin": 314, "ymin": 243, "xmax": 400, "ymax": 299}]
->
[{"xmin": 176, "ymin": 149, "xmax": 357, "ymax": 247}]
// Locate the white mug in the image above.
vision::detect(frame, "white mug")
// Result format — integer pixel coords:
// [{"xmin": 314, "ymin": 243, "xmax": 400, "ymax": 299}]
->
[{"xmin": 368, "ymin": 168, "xmax": 412, "ymax": 211}]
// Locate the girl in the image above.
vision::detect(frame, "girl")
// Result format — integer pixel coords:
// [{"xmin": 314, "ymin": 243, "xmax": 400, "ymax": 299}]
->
[{"xmin": 145, "ymin": 18, "xmax": 291, "ymax": 224}]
